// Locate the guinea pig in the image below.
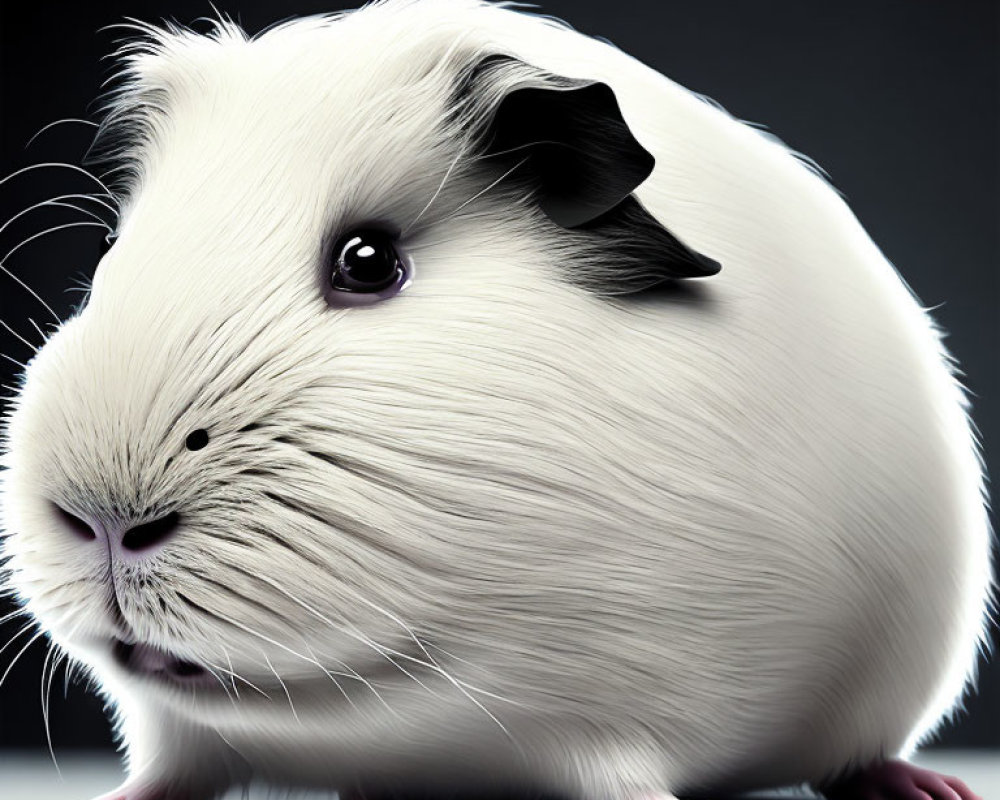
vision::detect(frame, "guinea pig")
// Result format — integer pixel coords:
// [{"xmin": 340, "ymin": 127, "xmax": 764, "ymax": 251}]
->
[{"xmin": 0, "ymin": 1, "xmax": 993, "ymax": 799}]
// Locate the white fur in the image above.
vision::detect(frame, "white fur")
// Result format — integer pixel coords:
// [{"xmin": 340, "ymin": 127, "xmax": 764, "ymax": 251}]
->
[{"xmin": 0, "ymin": 1, "xmax": 993, "ymax": 798}]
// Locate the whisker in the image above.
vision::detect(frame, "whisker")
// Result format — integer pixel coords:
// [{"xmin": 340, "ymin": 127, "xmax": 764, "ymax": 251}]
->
[
  {"xmin": 344, "ymin": 623, "xmax": 443, "ymax": 700},
  {"xmin": 207, "ymin": 651, "xmax": 274, "ymax": 700},
  {"xmin": 316, "ymin": 652, "xmax": 395, "ymax": 715},
  {"xmin": 254, "ymin": 570, "xmax": 510, "ymax": 722},
  {"xmin": 0, "ymin": 627, "xmax": 46, "ymax": 691},
  {"xmin": 27, "ymin": 317, "xmax": 50, "ymax": 342},
  {"xmin": 439, "ymin": 155, "xmax": 530, "ymax": 225},
  {"xmin": 63, "ymin": 657, "xmax": 78, "ymax": 699},
  {"xmin": 57, "ymin": 615, "xmax": 93, "ymax": 705},
  {"xmin": 1, "ymin": 352, "xmax": 29, "ymax": 370},
  {"xmin": 1, "ymin": 318, "xmax": 40, "ymax": 355},
  {"xmin": 222, "ymin": 668, "xmax": 271, "ymax": 700},
  {"xmin": 0, "ymin": 605, "xmax": 28, "ymax": 626},
  {"xmin": 1, "ymin": 219, "xmax": 107, "ymax": 325},
  {"xmin": 180, "ymin": 577, "xmax": 396, "ymax": 714},
  {"xmin": 200, "ymin": 659, "xmax": 237, "ymax": 706},
  {"xmin": 41, "ymin": 643, "xmax": 64, "ymax": 779},
  {"xmin": 303, "ymin": 642, "xmax": 357, "ymax": 711},
  {"xmin": 0, "ymin": 193, "xmax": 116, "ymax": 240},
  {"xmin": 2, "ymin": 220, "xmax": 109, "ymax": 266},
  {"xmin": 247, "ymin": 573, "xmax": 460, "ymax": 719},
  {"xmin": 416, "ymin": 639, "xmax": 527, "ymax": 709},
  {"xmin": 175, "ymin": 591, "xmax": 353, "ymax": 691},
  {"xmin": 25, "ymin": 118, "xmax": 100, "ymax": 150},
  {"xmin": 401, "ymin": 141, "xmax": 469, "ymax": 237},
  {"xmin": 0, "ymin": 620, "xmax": 36, "ymax": 660},
  {"xmin": 222, "ymin": 648, "xmax": 241, "ymax": 700},
  {"xmin": 193, "ymin": 655, "xmax": 246, "ymax": 721},
  {"xmin": 263, "ymin": 653, "xmax": 299, "ymax": 724},
  {"xmin": 345, "ymin": 597, "xmax": 517, "ymax": 737},
  {"xmin": 0, "ymin": 162, "xmax": 113, "ymax": 195}
]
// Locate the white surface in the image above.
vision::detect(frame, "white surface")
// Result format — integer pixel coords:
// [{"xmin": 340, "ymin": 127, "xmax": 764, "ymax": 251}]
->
[{"xmin": 0, "ymin": 750, "xmax": 997, "ymax": 799}]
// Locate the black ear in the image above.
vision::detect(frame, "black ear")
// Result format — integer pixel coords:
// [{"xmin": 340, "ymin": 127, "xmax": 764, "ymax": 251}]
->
[
  {"xmin": 465, "ymin": 55, "xmax": 721, "ymax": 287},
  {"xmin": 488, "ymin": 79, "xmax": 655, "ymax": 229}
]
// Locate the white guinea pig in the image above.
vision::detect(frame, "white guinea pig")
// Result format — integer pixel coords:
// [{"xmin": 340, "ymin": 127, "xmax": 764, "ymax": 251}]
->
[{"xmin": 0, "ymin": 1, "xmax": 993, "ymax": 799}]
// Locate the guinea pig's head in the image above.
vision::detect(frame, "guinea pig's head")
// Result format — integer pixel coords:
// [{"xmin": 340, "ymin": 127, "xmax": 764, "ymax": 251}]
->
[{"xmin": 1, "ymin": 0, "xmax": 719, "ymax": 729}]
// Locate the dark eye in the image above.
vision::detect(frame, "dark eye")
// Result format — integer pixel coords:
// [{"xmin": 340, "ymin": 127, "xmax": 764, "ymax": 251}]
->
[{"xmin": 325, "ymin": 228, "xmax": 409, "ymax": 306}]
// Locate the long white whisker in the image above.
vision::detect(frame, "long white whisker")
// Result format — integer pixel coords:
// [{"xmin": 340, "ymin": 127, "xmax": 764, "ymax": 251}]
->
[
  {"xmin": 420, "ymin": 639, "xmax": 530, "ymax": 708},
  {"xmin": 319, "ymin": 653, "xmax": 396, "ymax": 715},
  {"xmin": 339, "ymin": 589, "xmax": 525, "ymax": 718},
  {"xmin": 207, "ymin": 724, "xmax": 250, "ymax": 771},
  {"xmin": 41, "ymin": 643, "xmax": 64, "ymax": 779},
  {"xmin": 0, "ymin": 193, "xmax": 116, "ymax": 239},
  {"xmin": 217, "ymin": 571, "xmax": 398, "ymax": 714},
  {"xmin": 2, "ymin": 220, "xmax": 108, "ymax": 266},
  {"xmin": 185, "ymin": 600, "xmax": 396, "ymax": 713},
  {"xmin": 0, "ymin": 606, "xmax": 28, "ymax": 626},
  {"xmin": 1, "ymin": 319, "xmax": 40, "ymax": 354},
  {"xmin": 248, "ymin": 574, "xmax": 501, "ymax": 727},
  {"xmin": 401, "ymin": 141, "xmax": 469, "ymax": 237},
  {"xmin": 1, "ymin": 353, "xmax": 28, "ymax": 370},
  {"xmin": 63, "ymin": 657, "xmax": 76, "ymax": 699},
  {"xmin": 344, "ymin": 623, "xmax": 443, "ymax": 700},
  {"xmin": 201, "ymin": 660, "xmax": 237, "ymax": 706},
  {"xmin": 210, "ymin": 656, "xmax": 270, "ymax": 700},
  {"xmin": 303, "ymin": 642, "xmax": 357, "ymax": 711},
  {"xmin": 0, "ymin": 162, "xmax": 112, "ymax": 195},
  {"xmin": 0, "ymin": 627, "xmax": 46, "ymax": 690},
  {"xmin": 55, "ymin": 614, "xmax": 93, "ymax": 705},
  {"xmin": 197, "ymin": 667, "xmax": 245, "ymax": 749},
  {"xmin": 440, "ymin": 155, "xmax": 530, "ymax": 224},
  {"xmin": 27, "ymin": 317, "xmax": 51, "ymax": 342},
  {"xmin": 222, "ymin": 649, "xmax": 240, "ymax": 700},
  {"xmin": 187, "ymin": 603, "xmax": 326, "ymax": 676},
  {"xmin": 235, "ymin": 573, "xmax": 403, "ymax": 713},
  {"xmin": 0, "ymin": 621, "xmax": 36, "ymax": 660},
  {"xmin": 25, "ymin": 118, "xmax": 100, "ymax": 150},
  {"xmin": 1, "ymin": 220, "xmax": 107, "ymax": 324},
  {"xmin": 348, "ymin": 602, "xmax": 516, "ymax": 739},
  {"xmin": 263, "ymin": 653, "xmax": 299, "ymax": 724}
]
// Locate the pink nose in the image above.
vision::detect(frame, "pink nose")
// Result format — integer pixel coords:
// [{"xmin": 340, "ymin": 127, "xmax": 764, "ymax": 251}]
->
[{"xmin": 52, "ymin": 502, "xmax": 180, "ymax": 557}]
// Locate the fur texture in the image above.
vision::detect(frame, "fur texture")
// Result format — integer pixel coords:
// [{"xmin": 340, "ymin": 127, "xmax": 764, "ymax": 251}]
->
[{"xmin": 0, "ymin": 1, "xmax": 993, "ymax": 798}]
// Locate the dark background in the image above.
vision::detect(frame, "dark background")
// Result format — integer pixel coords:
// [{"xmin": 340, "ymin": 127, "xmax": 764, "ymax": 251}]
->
[{"xmin": 0, "ymin": 0, "xmax": 997, "ymax": 755}]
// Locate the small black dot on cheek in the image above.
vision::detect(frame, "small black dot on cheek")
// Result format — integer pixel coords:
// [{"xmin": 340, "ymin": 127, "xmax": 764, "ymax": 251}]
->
[{"xmin": 185, "ymin": 429, "xmax": 209, "ymax": 451}]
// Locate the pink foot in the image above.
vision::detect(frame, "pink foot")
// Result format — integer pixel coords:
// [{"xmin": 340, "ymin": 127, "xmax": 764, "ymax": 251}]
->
[{"xmin": 824, "ymin": 758, "xmax": 983, "ymax": 800}]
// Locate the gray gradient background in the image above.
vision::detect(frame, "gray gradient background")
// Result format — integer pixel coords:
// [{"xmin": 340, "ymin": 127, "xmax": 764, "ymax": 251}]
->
[{"xmin": 0, "ymin": 0, "xmax": 996, "ymax": 766}]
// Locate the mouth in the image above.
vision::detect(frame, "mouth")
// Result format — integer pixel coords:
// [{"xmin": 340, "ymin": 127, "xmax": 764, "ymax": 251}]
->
[{"xmin": 111, "ymin": 638, "xmax": 218, "ymax": 688}]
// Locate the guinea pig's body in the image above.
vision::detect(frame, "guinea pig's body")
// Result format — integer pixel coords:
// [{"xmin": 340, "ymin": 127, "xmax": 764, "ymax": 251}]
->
[{"xmin": 0, "ymin": 1, "xmax": 992, "ymax": 799}]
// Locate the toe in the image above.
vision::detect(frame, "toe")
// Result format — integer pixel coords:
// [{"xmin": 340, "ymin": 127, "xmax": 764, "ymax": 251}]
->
[
  {"xmin": 940, "ymin": 775, "xmax": 983, "ymax": 800},
  {"xmin": 821, "ymin": 759, "xmax": 983, "ymax": 800},
  {"xmin": 914, "ymin": 773, "xmax": 963, "ymax": 800}
]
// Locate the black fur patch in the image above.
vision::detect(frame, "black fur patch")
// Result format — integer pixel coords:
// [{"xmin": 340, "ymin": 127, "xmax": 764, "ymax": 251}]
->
[{"xmin": 457, "ymin": 54, "xmax": 721, "ymax": 294}]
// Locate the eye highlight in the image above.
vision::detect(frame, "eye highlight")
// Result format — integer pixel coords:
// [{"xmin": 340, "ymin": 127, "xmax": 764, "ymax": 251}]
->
[{"xmin": 324, "ymin": 228, "xmax": 410, "ymax": 306}]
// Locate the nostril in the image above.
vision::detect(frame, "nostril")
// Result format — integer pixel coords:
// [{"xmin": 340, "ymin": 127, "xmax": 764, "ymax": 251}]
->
[
  {"xmin": 121, "ymin": 511, "xmax": 181, "ymax": 553},
  {"xmin": 185, "ymin": 429, "xmax": 209, "ymax": 451},
  {"xmin": 52, "ymin": 502, "xmax": 96, "ymax": 542}
]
